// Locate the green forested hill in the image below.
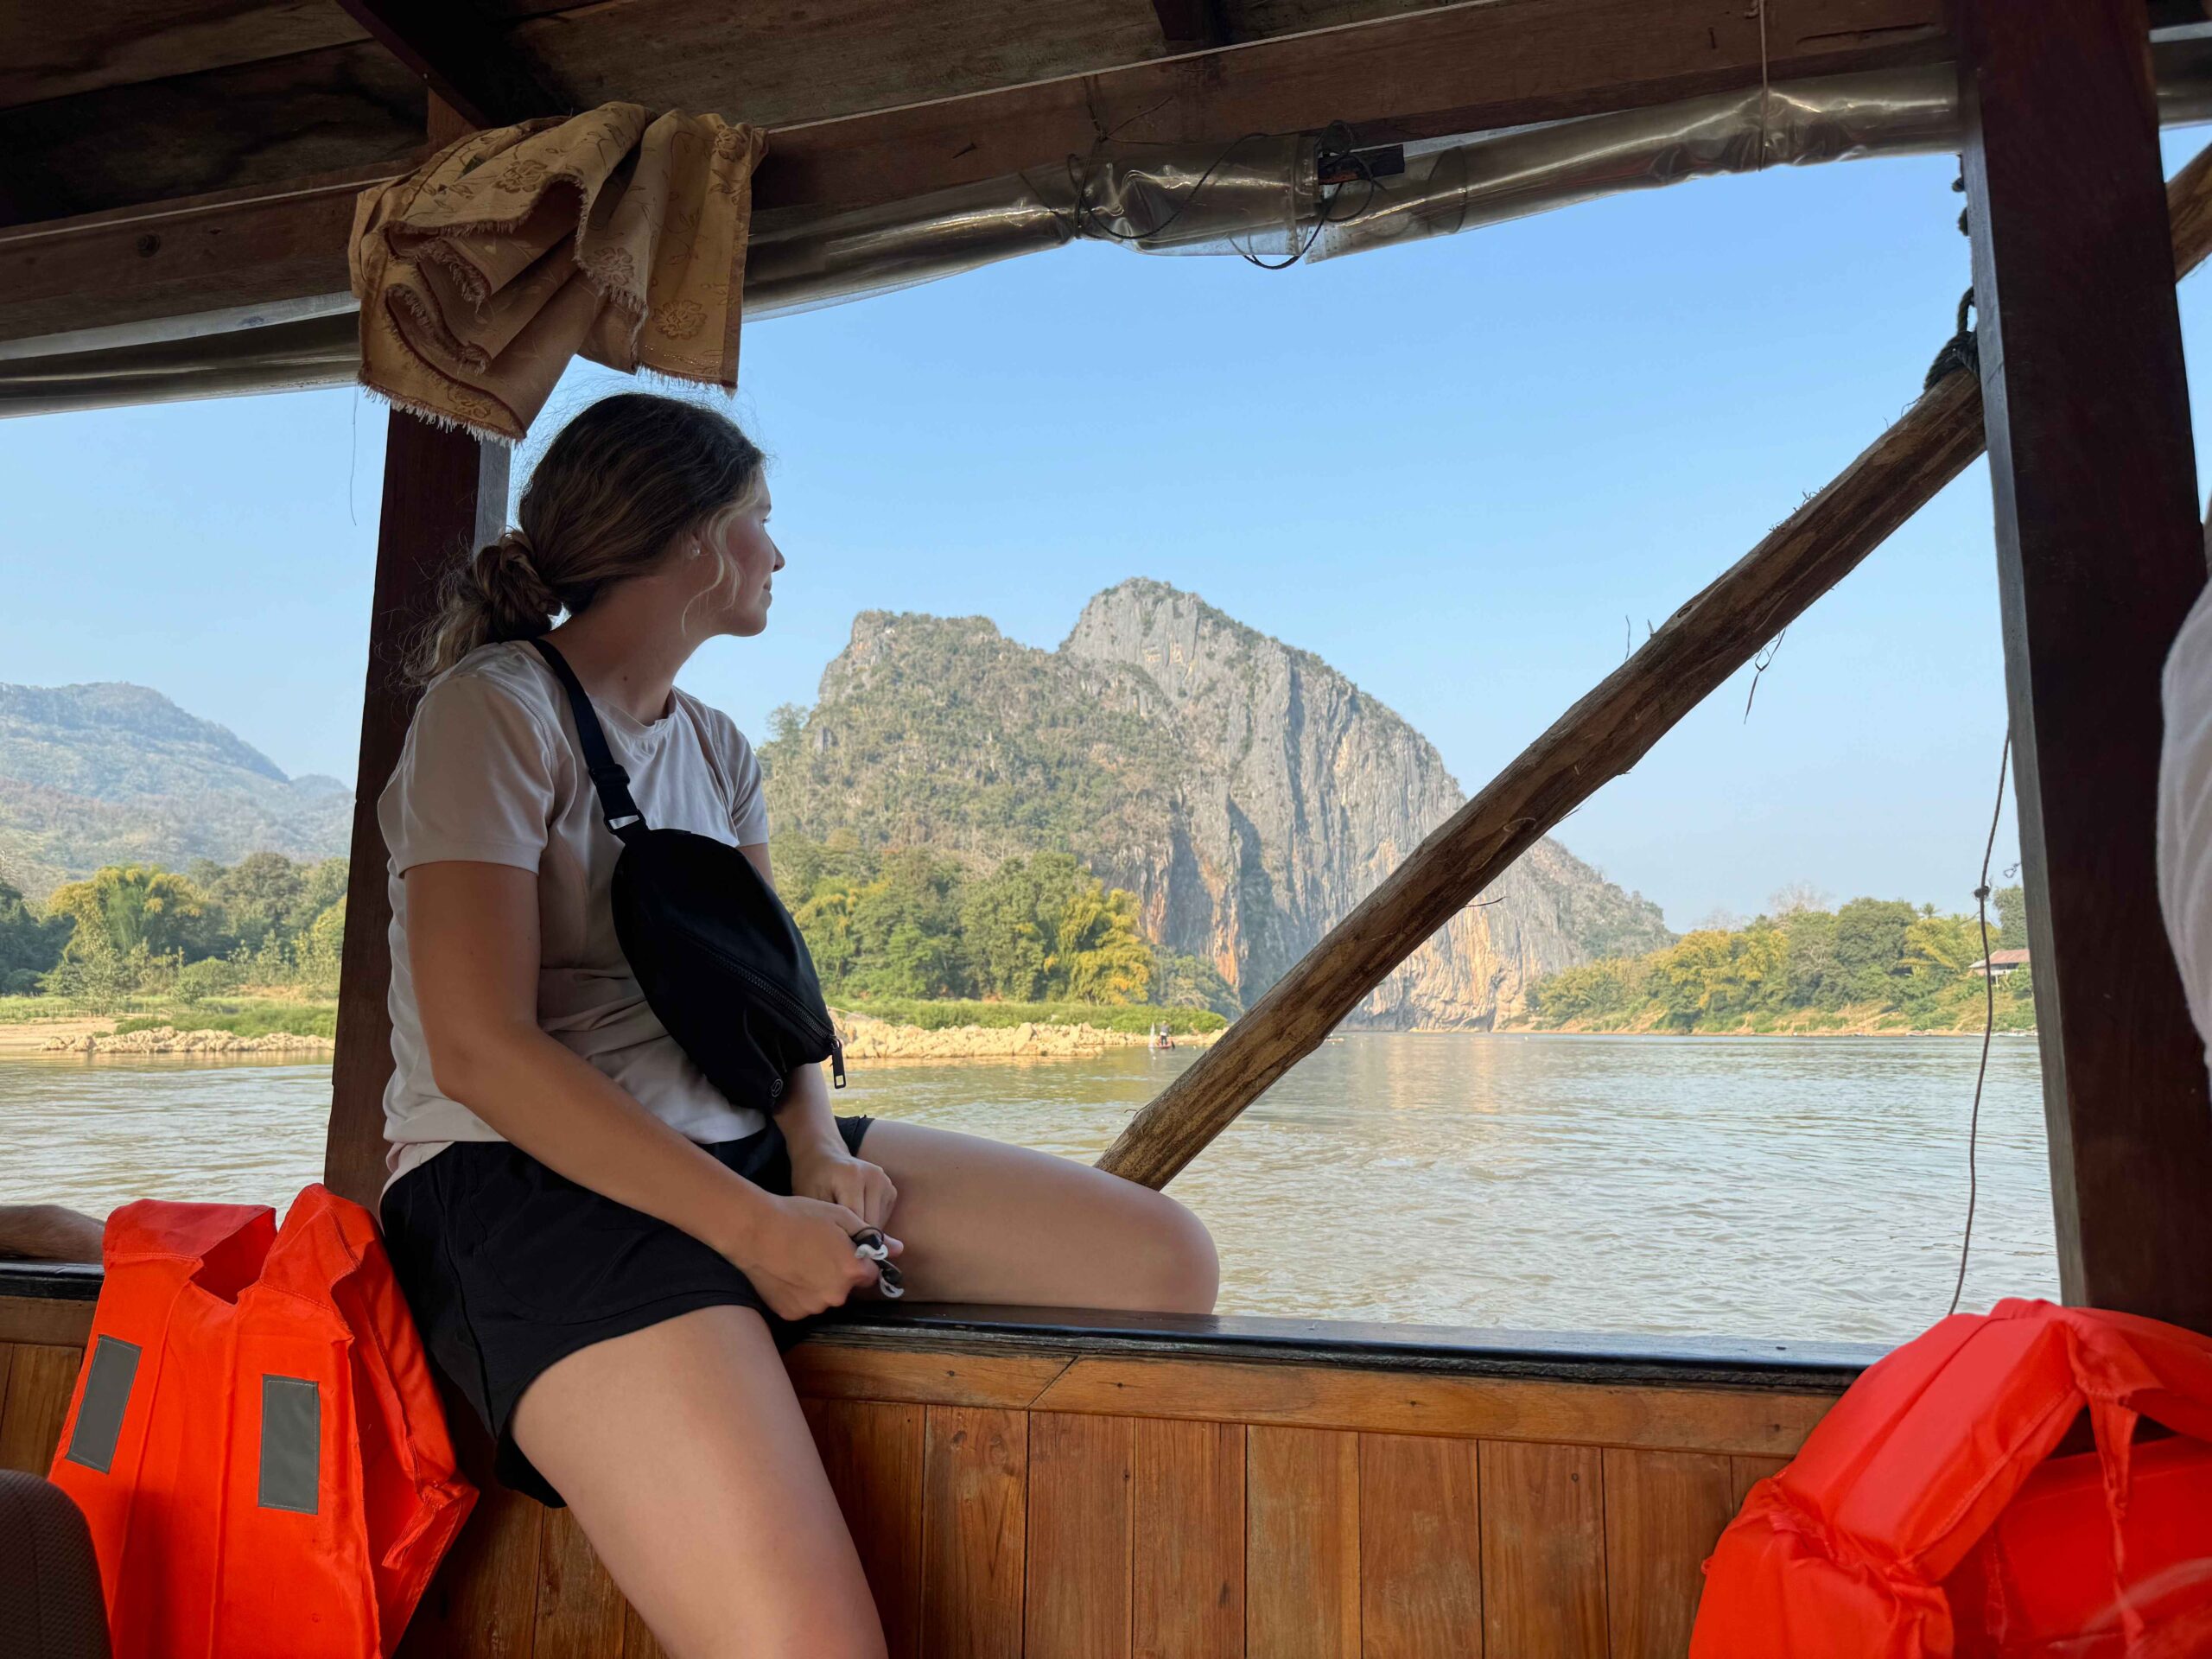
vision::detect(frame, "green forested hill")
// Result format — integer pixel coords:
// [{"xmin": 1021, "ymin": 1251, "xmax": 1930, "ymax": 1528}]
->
[
  {"xmin": 764, "ymin": 582, "xmax": 1673, "ymax": 1027},
  {"xmin": 761, "ymin": 613, "xmax": 1189, "ymax": 868},
  {"xmin": 0, "ymin": 682, "xmax": 351, "ymax": 900}
]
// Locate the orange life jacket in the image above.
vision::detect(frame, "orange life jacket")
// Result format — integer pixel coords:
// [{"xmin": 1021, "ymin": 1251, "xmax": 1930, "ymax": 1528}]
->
[
  {"xmin": 1694, "ymin": 1298, "xmax": 2212, "ymax": 1658},
  {"xmin": 46, "ymin": 1184, "xmax": 476, "ymax": 1658}
]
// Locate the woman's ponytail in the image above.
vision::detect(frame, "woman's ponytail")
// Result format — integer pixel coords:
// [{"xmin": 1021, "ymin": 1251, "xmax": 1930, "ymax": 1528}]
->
[
  {"xmin": 407, "ymin": 529, "xmax": 562, "ymax": 683},
  {"xmin": 404, "ymin": 392, "xmax": 765, "ymax": 685}
]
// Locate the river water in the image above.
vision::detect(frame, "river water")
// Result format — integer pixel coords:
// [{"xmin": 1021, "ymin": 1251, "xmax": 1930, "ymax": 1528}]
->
[{"xmin": 0, "ymin": 1033, "xmax": 2056, "ymax": 1346}]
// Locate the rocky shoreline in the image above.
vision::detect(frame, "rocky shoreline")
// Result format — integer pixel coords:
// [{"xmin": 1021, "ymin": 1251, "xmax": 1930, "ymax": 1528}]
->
[
  {"xmin": 12, "ymin": 1016, "xmax": 1211, "ymax": 1064},
  {"xmin": 834, "ymin": 1012, "xmax": 1219, "ymax": 1063},
  {"xmin": 37, "ymin": 1025, "xmax": 335, "ymax": 1056}
]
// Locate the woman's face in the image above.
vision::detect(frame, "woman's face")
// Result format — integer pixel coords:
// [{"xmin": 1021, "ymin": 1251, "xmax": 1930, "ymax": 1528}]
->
[{"xmin": 692, "ymin": 491, "xmax": 783, "ymax": 638}]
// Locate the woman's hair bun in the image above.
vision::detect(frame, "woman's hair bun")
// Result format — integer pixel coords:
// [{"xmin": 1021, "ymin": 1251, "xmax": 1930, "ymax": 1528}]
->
[{"xmin": 474, "ymin": 529, "xmax": 561, "ymax": 622}]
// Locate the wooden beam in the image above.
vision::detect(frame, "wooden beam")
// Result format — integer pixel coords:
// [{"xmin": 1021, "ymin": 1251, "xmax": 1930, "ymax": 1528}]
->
[
  {"xmin": 1957, "ymin": 0, "xmax": 2212, "ymax": 1327},
  {"xmin": 329, "ymin": 0, "xmax": 564, "ymax": 128},
  {"xmin": 324, "ymin": 408, "xmax": 507, "ymax": 1206},
  {"xmin": 753, "ymin": 0, "xmax": 1949, "ymax": 213},
  {"xmin": 1152, "ymin": 0, "xmax": 1231, "ymax": 52},
  {"xmin": 0, "ymin": 2, "xmax": 370, "ymax": 111},
  {"xmin": 513, "ymin": 0, "xmax": 1166, "ymax": 132},
  {"xmin": 0, "ymin": 0, "xmax": 1163, "ymax": 226},
  {"xmin": 1095, "ymin": 142, "xmax": 2212, "ymax": 1193},
  {"xmin": 0, "ymin": 1295, "xmax": 93, "ymax": 1349},
  {"xmin": 0, "ymin": 0, "xmax": 1949, "ymax": 343},
  {"xmin": 325, "ymin": 410, "xmax": 508, "ymax": 1206},
  {"xmin": 0, "ymin": 160, "xmax": 417, "ymax": 348},
  {"xmin": 326, "ymin": 98, "xmax": 504, "ymax": 1210},
  {"xmin": 0, "ymin": 41, "xmax": 424, "ymax": 226},
  {"xmin": 1027, "ymin": 1357, "xmax": 1835, "ymax": 1455}
]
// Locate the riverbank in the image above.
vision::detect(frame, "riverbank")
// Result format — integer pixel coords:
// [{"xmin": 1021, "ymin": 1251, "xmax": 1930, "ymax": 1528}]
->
[
  {"xmin": 32, "ymin": 1024, "xmax": 335, "ymax": 1056},
  {"xmin": 1499, "ymin": 1001, "xmax": 2036, "ymax": 1037},
  {"xmin": 834, "ymin": 1010, "xmax": 1219, "ymax": 1063},
  {"xmin": 0, "ymin": 1009, "xmax": 1217, "ymax": 1063},
  {"xmin": 0, "ymin": 1015, "xmax": 110, "ymax": 1054}
]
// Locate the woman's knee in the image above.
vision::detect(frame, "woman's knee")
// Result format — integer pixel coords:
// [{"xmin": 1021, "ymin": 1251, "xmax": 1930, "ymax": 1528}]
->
[{"xmin": 1119, "ymin": 1186, "xmax": 1219, "ymax": 1315}]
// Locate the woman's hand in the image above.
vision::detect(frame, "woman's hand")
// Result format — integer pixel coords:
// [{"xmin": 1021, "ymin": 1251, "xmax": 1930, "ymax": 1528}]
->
[
  {"xmin": 733, "ymin": 1194, "xmax": 905, "ymax": 1321},
  {"xmin": 789, "ymin": 1141, "xmax": 899, "ymax": 1231}
]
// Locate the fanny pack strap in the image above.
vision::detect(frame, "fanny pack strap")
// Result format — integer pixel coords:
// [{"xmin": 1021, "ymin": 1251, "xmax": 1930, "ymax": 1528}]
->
[{"xmin": 526, "ymin": 637, "xmax": 648, "ymax": 841}]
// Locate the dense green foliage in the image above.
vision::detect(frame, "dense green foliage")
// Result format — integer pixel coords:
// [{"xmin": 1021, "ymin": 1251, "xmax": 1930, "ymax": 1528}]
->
[
  {"xmin": 0, "ymin": 877, "xmax": 73, "ymax": 995},
  {"xmin": 757, "ymin": 615, "xmax": 1189, "ymax": 874},
  {"xmin": 4, "ymin": 834, "xmax": 1234, "ymax": 1021},
  {"xmin": 7, "ymin": 850, "xmax": 348, "ymax": 1012},
  {"xmin": 774, "ymin": 832, "xmax": 1237, "ymax": 1015},
  {"xmin": 1523, "ymin": 892, "xmax": 2035, "ymax": 1033}
]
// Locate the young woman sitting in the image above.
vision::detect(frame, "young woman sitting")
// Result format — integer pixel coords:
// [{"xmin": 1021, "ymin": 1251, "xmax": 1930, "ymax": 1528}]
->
[{"xmin": 376, "ymin": 392, "xmax": 1218, "ymax": 1659}]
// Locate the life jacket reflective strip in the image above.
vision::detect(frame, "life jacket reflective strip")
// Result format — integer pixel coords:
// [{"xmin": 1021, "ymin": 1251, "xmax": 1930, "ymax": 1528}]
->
[
  {"xmin": 1693, "ymin": 1298, "xmax": 2212, "ymax": 1658},
  {"xmin": 47, "ymin": 1184, "xmax": 475, "ymax": 1659}
]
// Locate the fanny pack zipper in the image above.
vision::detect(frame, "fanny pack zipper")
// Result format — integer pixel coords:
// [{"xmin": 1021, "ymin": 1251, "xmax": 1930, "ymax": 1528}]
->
[{"xmin": 684, "ymin": 932, "xmax": 847, "ymax": 1087}]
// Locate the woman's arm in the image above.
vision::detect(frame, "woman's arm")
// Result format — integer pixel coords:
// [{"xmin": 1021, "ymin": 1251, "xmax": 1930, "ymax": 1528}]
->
[
  {"xmin": 778, "ymin": 1059, "xmax": 896, "ymax": 1229},
  {"xmin": 738, "ymin": 843, "xmax": 897, "ymax": 1231},
  {"xmin": 406, "ymin": 859, "xmax": 887, "ymax": 1318},
  {"xmin": 0, "ymin": 1204, "xmax": 104, "ymax": 1262}
]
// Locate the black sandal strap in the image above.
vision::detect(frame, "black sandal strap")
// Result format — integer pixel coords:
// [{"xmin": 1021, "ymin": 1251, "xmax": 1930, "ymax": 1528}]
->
[{"xmin": 525, "ymin": 637, "xmax": 648, "ymax": 837}]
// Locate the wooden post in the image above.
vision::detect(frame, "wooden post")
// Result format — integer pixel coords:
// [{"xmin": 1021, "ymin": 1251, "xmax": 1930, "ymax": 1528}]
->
[
  {"xmin": 323, "ymin": 97, "xmax": 508, "ymax": 1209},
  {"xmin": 1958, "ymin": 0, "xmax": 2212, "ymax": 1327},
  {"xmin": 323, "ymin": 412, "xmax": 508, "ymax": 1207},
  {"xmin": 1098, "ymin": 143, "xmax": 2212, "ymax": 1196}
]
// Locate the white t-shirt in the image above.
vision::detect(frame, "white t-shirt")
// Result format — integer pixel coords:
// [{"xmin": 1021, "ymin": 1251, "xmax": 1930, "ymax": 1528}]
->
[
  {"xmin": 377, "ymin": 640, "xmax": 772, "ymax": 1185},
  {"xmin": 2158, "ymin": 577, "xmax": 2212, "ymax": 1080}
]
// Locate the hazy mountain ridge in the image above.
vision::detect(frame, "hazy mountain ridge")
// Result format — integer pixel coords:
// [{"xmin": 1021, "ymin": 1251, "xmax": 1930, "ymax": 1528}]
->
[
  {"xmin": 765, "ymin": 580, "xmax": 1672, "ymax": 1027},
  {"xmin": 0, "ymin": 682, "xmax": 352, "ymax": 899}
]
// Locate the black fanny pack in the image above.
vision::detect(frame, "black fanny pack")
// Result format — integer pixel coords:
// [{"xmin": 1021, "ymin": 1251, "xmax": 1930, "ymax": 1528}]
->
[{"xmin": 528, "ymin": 637, "xmax": 844, "ymax": 1110}]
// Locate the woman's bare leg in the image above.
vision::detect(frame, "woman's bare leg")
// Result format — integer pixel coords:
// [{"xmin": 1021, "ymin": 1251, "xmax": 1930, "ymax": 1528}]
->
[
  {"xmin": 857, "ymin": 1119, "xmax": 1218, "ymax": 1312},
  {"xmin": 511, "ymin": 1305, "xmax": 884, "ymax": 1659}
]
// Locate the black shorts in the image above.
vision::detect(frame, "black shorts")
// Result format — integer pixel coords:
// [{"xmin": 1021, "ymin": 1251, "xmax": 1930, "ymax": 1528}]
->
[{"xmin": 379, "ymin": 1113, "xmax": 874, "ymax": 1507}]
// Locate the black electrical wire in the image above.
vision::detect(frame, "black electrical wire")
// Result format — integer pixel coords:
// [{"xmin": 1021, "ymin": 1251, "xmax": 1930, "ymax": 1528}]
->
[
  {"xmin": 1052, "ymin": 121, "xmax": 1382, "ymax": 271},
  {"xmin": 1948, "ymin": 731, "xmax": 2012, "ymax": 1319}
]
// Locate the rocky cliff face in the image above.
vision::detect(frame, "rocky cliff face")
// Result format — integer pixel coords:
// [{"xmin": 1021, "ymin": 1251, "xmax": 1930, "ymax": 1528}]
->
[
  {"xmin": 763, "ymin": 581, "xmax": 1670, "ymax": 1027},
  {"xmin": 1061, "ymin": 581, "xmax": 1669, "ymax": 1026}
]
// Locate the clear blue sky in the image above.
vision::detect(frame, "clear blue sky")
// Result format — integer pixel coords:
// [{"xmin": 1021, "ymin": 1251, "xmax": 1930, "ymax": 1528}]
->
[{"xmin": 9, "ymin": 134, "xmax": 2212, "ymax": 928}]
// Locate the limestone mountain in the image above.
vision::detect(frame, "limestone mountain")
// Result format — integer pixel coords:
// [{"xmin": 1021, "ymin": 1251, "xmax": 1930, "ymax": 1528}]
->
[
  {"xmin": 762, "ymin": 580, "xmax": 1671, "ymax": 1027},
  {"xmin": 0, "ymin": 682, "xmax": 352, "ymax": 900}
]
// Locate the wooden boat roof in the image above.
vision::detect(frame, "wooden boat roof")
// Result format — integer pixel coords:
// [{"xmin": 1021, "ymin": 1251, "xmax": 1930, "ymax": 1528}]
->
[
  {"xmin": 0, "ymin": 0, "xmax": 1992, "ymax": 348},
  {"xmin": 0, "ymin": 0, "xmax": 1965, "ymax": 222}
]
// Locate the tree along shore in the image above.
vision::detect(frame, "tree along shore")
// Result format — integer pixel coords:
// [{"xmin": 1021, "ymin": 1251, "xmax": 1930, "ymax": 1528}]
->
[
  {"xmin": 1512, "ymin": 893, "xmax": 2036, "ymax": 1036},
  {"xmin": 1, "ymin": 840, "xmax": 1240, "ymax": 1021}
]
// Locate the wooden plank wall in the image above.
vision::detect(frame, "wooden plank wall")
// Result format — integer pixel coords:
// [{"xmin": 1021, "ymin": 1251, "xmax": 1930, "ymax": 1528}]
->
[{"xmin": 0, "ymin": 1308, "xmax": 1833, "ymax": 1658}]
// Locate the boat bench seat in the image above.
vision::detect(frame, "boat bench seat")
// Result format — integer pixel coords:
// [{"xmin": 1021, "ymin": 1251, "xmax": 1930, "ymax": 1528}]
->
[{"xmin": 0, "ymin": 1268, "xmax": 1871, "ymax": 1658}]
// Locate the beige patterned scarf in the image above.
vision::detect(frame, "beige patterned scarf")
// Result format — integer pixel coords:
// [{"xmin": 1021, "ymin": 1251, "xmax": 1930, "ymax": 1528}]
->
[{"xmin": 350, "ymin": 105, "xmax": 766, "ymax": 442}]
